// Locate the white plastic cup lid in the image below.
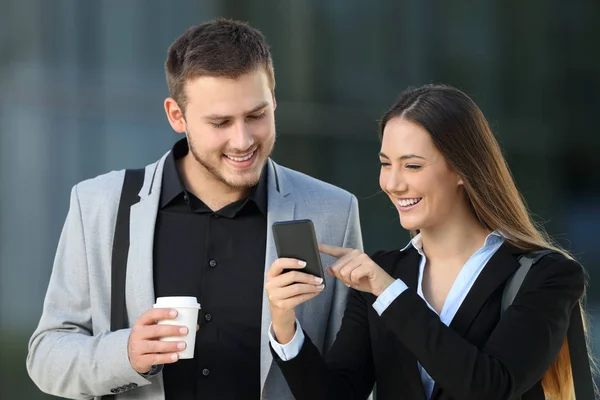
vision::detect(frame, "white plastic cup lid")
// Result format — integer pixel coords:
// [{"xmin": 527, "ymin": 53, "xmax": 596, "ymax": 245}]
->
[{"xmin": 153, "ymin": 296, "xmax": 201, "ymax": 309}]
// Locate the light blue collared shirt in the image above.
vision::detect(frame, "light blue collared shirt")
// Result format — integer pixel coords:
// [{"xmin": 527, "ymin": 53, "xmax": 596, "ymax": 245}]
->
[{"xmin": 269, "ymin": 232, "xmax": 505, "ymax": 399}]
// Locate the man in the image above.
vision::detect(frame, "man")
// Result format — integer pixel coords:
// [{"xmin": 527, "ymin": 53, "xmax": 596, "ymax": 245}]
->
[{"xmin": 26, "ymin": 18, "xmax": 362, "ymax": 400}]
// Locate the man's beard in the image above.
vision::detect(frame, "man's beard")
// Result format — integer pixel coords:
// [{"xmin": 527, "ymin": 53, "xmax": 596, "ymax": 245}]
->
[{"xmin": 187, "ymin": 134, "xmax": 275, "ymax": 189}]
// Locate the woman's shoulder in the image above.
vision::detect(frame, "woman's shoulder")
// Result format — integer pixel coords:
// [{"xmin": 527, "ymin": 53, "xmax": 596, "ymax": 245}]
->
[{"xmin": 525, "ymin": 251, "xmax": 586, "ymax": 294}]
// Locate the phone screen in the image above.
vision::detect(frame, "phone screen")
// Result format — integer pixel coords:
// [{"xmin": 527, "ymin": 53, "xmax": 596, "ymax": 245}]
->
[{"xmin": 272, "ymin": 219, "xmax": 325, "ymax": 284}]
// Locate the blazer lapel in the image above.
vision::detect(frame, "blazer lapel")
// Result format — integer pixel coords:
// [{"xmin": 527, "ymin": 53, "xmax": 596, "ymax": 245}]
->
[
  {"xmin": 429, "ymin": 242, "xmax": 523, "ymax": 399},
  {"xmin": 393, "ymin": 247, "xmax": 421, "ymax": 289},
  {"xmin": 393, "ymin": 247, "xmax": 428, "ymax": 400},
  {"xmin": 448, "ymin": 242, "xmax": 522, "ymax": 337},
  {"xmin": 126, "ymin": 155, "xmax": 167, "ymax": 325},
  {"xmin": 260, "ymin": 160, "xmax": 295, "ymax": 392}
]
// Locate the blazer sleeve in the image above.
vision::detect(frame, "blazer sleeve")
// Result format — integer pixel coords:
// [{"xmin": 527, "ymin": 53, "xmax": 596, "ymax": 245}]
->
[
  {"xmin": 323, "ymin": 194, "xmax": 364, "ymax": 352},
  {"xmin": 379, "ymin": 253, "xmax": 585, "ymax": 400},
  {"xmin": 272, "ymin": 285, "xmax": 376, "ymax": 400},
  {"xmin": 26, "ymin": 184, "xmax": 152, "ymax": 399}
]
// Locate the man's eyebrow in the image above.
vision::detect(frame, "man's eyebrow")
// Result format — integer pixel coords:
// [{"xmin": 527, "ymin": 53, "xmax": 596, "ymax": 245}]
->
[{"xmin": 203, "ymin": 101, "xmax": 269, "ymax": 120}]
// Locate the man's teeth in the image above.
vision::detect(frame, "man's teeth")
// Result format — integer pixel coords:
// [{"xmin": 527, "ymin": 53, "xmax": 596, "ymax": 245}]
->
[
  {"xmin": 398, "ymin": 198, "xmax": 421, "ymax": 207},
  {"xmin": 226, "ymin": 151, "xmax": 254, "ymax": 162}
]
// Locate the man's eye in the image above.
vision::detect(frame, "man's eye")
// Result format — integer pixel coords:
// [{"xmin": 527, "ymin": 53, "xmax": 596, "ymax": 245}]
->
[{"xmin": 249, "ymin": 113, "xmax": 266, "ymax": 120}]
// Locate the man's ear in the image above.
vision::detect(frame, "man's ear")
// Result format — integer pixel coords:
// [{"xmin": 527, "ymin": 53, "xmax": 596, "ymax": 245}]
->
[{"xmin": 164, "ymin": 97, "xmax": 186, "ymax": 133}]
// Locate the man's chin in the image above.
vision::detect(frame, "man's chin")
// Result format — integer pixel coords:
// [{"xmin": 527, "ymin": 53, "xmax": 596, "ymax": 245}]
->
[{"xmin": 219, "ymin": 169, "xmax": 262, "ymax": 189}]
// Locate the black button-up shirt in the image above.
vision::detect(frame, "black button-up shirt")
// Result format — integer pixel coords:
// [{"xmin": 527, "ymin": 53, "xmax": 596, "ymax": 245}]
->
[{"xmin": 153, "ymin": 138, "xmax": 268, "ymax": 399}]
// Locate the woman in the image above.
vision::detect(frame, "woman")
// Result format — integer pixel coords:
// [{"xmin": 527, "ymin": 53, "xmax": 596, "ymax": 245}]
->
[{"xmin": 265, "ymin": 84, "xmax": 588, "ymax": 400}]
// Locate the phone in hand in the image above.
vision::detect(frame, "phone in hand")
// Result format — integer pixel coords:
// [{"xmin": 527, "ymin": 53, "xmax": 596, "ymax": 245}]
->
[{"xmin": 272, "ymin": 219, "xmax": 325, "ymax": 286}]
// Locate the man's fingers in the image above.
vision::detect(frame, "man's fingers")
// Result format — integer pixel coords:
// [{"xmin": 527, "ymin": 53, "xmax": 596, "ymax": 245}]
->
[
  {"xmin": 319, "ymin": 244, "xmax": 354, "ymax": 258},
  {"xmin": 144, "ymin": 352, "xmax": 180, "ymax": 367},
  {"xmin": 132, "ymin": 324, "xmax": 188, "ymax": 340},
  {"xmin": 267, "ymin": 258, "xmax": 308, "ymax": 278},
  {"xmin": 135, "ymin": 308, "xmax": 178, "ymax": 326},
  {"xmin": 133, "ymin": 351, "xmax": 180, "ymax": 374},
  {"xmin": 135, "ymin": 339, "xmax": 186, "ymax": 355}
]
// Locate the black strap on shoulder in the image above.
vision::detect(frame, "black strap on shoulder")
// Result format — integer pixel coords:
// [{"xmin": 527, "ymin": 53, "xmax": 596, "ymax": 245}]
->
[
  {"xmin": 501, "ymin": 250, "xmax": 554, "ymax": 312},
  {"xmin": 568, "ymin": 304, "xmax": 596, "ymax": 399},
  {"xmin": 502, "ymin": 250, "xmax": 596, "ymax": 399},
  {"xmin": 102, "ymin": 169, "xmax": 144, "ymax": 400},
  {"xmin": 110, "ymin": 169, "xmax": 144, "ymax": 331}
]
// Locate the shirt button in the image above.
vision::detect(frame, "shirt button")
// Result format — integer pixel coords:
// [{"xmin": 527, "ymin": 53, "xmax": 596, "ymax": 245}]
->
[
  {"xmin": 202, "ymin": 368, "xmax": 210, "ymax": 376},
  {"xmin": 204, "ymin": 313, "xmax": 212, "ymax": 322},
  {"xmin": 209, "ymin": 259, "xmax": 217, "ymax": 268}
]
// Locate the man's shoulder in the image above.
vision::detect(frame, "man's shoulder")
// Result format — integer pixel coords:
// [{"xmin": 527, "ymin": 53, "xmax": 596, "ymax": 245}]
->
[
  {"xmin": 74, "ymin": 169, "xmax": 127, "ymax": 202},
  {"xmin": 276, "ymin": 163, "xmax": 354, "ymax": 200},
  {"xmin": 75, "ymin": 155, "xmax": 161, "ymax": 199}
]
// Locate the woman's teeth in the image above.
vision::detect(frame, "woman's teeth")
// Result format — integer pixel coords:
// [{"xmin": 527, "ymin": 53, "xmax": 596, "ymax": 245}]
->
[{"xmin": 398, "ymin": 198, "xmax": 421, "ymax": 207}]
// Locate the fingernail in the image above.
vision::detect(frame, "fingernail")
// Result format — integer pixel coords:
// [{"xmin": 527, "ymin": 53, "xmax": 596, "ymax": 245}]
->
[
  {"xmin": 317, "ymin": 284, "xmax": 325, "ymax": 290},
  {"xmin": 169, "ymin": 309, "xmax": 177, "ymax": 317},
  {"xmin": 315, "ymin": 276, "xmax": 323, "ymax": 284},
  {"xmin": 298, "ymin": 260, "xmax": 307, "ymax": 267},
  {"xmin": 179, "ymin": 327, "xmax": 188, "ymax": 334},
  {"xmin": 177, "ymin": 342, "xmax": 186, "ymax": 350},
  {"xmin": 171, "ymin": 353, "xmax": 178, "ymax": 361}
]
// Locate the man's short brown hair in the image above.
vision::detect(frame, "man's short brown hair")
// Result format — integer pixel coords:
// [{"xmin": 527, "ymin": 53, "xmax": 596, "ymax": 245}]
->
[{"xmin": 165, "ymin": 18, "xmax": 275, "ymax": 111}]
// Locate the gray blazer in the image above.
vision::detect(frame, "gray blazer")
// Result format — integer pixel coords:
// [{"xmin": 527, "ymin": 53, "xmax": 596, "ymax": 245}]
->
[{"xmin": 27, "ymin": 152, "xmax": 363, "ymax": 399}]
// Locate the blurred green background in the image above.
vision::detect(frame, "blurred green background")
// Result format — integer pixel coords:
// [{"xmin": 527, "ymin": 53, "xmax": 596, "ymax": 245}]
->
[{"xmin": 1, "ymin": 0, "xmax": 599, "ymax": 398}]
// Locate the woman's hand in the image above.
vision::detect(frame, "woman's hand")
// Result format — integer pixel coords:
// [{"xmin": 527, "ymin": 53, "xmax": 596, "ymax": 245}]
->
[
  {"xmin": 265, "ymin": 258, "xmax": 325, "ymax": 344},
  {"xmin": 319, "ymin": 244, "xmax": 395, "ymax": 297}
]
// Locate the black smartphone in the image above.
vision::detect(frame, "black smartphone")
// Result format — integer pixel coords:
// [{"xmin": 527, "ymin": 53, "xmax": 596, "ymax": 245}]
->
[{"xmin": 271, "ymin": 219, "xmax": 325, "ymax": 285}]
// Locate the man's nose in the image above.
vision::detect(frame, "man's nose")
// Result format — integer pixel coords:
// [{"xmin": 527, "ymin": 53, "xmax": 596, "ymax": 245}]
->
[{"xmin": 230, "ymin": 122, "xmax": 255, "ymax": 151}]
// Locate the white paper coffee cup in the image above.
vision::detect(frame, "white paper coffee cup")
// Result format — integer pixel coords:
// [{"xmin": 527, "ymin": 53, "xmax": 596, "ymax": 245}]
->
[{"xmin": 153, "ymin": 296, "xmax": 201, "ymax": 359}]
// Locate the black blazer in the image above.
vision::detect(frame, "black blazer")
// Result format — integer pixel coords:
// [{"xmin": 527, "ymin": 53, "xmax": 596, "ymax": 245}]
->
[{"xmin": 272, "ymin": 242, "xmax": 585, "ymax": 400}]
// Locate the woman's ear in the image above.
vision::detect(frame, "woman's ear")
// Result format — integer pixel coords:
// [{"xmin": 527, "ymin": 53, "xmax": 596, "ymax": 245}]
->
[{"xmin": 455, "ymin": 171, "xmax": 464, "ymax": 186}]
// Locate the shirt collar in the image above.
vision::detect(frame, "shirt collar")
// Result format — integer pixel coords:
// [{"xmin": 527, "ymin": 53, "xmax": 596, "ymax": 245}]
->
[
  {"xmin": 401, "ymin": 231, "xmax": 505, "ymax": 255},
  {"xmin": 159, "ymin": 137, "xmax": 268, "ymax": 216}
]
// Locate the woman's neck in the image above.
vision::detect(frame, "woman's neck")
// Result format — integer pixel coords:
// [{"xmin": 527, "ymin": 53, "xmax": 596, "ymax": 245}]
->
[{"xmin": 419, "ymin": 209, "xmax": 492, "ymax": 266}]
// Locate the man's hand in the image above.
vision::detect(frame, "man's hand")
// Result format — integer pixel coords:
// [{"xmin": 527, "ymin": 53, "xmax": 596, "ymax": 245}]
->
[{"xmin": 127, "ymin": 308, "xmax": 198, "ymax": 374}]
